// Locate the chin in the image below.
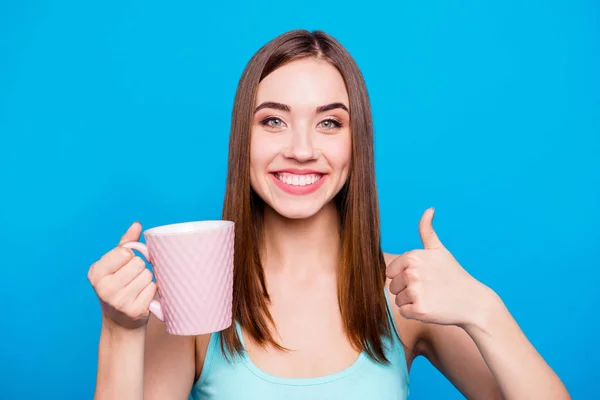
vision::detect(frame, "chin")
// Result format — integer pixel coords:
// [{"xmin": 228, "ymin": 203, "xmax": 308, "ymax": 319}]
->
[{"xmin": 268, "ymin": 200, "xmax": 325, "ymax": 220}]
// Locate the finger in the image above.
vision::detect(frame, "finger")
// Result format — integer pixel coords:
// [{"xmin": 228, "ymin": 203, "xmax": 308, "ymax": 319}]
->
[
  {"xmin": 91, "ymin": 247, "xmax": 135, "ymax": 280},
  {"xmin": 133, "ymin": 282, "xmax": 158, "ymax": 316},
  {"xmin": 109, "ymin": 256, "xmax": 147, "ymax": 289},
  {"xmin": 385, "ymin": 254, "xmax": 409, "ymax": 279},
  {"xmin": 389, "ymin": 273, "xmax": 407, "ymax": 295},
  {"xmin": 418, "ymin": 207, "xmax": 444, "ymax": 250},
  {"xmin": 119, "ymin": 268, "xmax": 154, "ymax": 303},
  {"xmin": 118, "ymin": 222, "xmax": 142, "ymax": 246},
  {"xmin": 398, "ymin": 303, "xmax": 418, "ymax": 320},
  {"xmin": 394, "ymin": 288, "xmax": 413, "ymax": 308}
]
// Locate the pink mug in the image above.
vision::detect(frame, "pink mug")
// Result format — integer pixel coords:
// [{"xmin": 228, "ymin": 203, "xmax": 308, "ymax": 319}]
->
[{"xmin": 122, "ymin": 220, "xmax": 234, "ymax": 335}]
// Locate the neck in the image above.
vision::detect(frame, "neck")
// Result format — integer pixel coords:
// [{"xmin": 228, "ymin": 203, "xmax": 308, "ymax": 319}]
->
[{"xmin": 261, "ymin": 201, "xmax": 341, "ymax": 279}]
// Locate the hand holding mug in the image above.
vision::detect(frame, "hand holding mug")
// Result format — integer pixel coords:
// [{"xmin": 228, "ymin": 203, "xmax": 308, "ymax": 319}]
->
[
  {"xmin": 87, "ymin": 222, "xmax": 157, "ymax": 330},
  {"xmin": 90, "ymin": 220, "xmax": 235, "ymax": 336}
]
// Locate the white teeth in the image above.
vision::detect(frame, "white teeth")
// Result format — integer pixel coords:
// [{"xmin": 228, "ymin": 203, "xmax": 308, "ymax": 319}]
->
[{"xmin": 275, "ymin": 173, "xmax": 322, "ymax": 186}]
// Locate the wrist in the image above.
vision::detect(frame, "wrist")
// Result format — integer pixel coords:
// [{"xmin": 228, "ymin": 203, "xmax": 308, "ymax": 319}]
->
[
  {"xmin": 101, "ymin": 314, "xmax": 147, "ymax": 341},
  {"xmin": 460, "ymin": 285, "xmax": 506, "ymax": 336}
]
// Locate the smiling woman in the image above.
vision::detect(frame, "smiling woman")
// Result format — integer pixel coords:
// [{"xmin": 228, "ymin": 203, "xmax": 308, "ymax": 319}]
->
[
  {"xmin": 89, "ymin": 29, "xmax": 571, "ymax": 400},
  {"xmin": 220, "ymin": 34, "xmax": 395, "ymax": 370}
]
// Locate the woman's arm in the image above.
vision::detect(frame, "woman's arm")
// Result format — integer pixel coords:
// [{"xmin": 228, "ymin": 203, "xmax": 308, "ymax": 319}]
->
[
  {"xmin": 142, "ymin": 314, "xmax": 200, "ymax": 399},
  {"xmin": 94, "ymin": 313, "xmax": 198, "ymax": 400},
  {"xmin": 385, "ymin": 208, "xmax": 569, "ymax": 399},
  {"xmin": 94, "ymin": 316, "xmax": 147, "ymax": 400},
  {"xmin": 91, "ymin": 223, "xmax": 201, "ymax": 400},
  {"xmin": 420, "ymin": 289, "xmax": 569, "ymax": 400}
]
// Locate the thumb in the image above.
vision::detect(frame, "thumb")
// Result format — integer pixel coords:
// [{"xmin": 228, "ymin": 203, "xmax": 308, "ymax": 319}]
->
[
  {"xmin": 418, "ymin": 208, "xmax": 444, "ymax": 249},
  {"xmin": 118, "ymin": 221, "xmax": 142, "ymax": 246}
]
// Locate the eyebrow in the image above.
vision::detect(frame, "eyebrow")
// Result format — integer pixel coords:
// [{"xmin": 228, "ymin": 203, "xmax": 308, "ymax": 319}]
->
[{"xmin": 254, "ymin": 101, "xmax": 349, "ymax": 114}]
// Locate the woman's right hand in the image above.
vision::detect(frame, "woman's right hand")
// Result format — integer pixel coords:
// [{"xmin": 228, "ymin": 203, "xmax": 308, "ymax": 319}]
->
[{"xmin": 88, "ymin": 222, "xmax": 158, "ymax": 330}]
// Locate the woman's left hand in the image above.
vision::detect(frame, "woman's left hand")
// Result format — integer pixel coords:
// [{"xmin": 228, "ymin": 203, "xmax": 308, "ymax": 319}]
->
[{"xmin": 386, "ymin": 208, "xmax": 496, "ymax": 328}]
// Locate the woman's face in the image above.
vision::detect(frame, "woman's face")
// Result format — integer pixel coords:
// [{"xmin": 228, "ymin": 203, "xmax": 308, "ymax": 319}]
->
[{"xmin": 250, "ymin": 58, "xmax": 352, "ymax": 220}]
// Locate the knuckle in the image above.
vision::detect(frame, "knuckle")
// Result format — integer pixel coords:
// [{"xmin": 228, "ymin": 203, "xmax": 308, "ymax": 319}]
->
[
  {"xmin": 404, "ymin": 267, "xmax": 419, "ymax": 282},
  {"xmin": 146, "ymin": 282, "xmax": 158, "ymax": 298},
  {"xmin": 412, "ymin": 307, "xmax": 426, "ymax": 320},
  {"xmin": 395, "ymin": 295, "xmax": 403, "ymax": 308},
  {"xmin": 123, "ymin": 303, "xmax": 139, "ymax": 318},
  {"xmin": 140, "ymin": 268, "xmax": 153, "ymax": 282},
  {"xmin": 113, "ymin": 294, "xmax": 129, "ymax": 311},
  {"xmin": 98, "ymin": 250, "xmax": 109, "ymax": 261},
  {"xmin": 133, "ymin": 256, "xmax": 146, "ymax": 268},
  {"xmin": 95, "ymin": 281, "xmax": 113, "ymax": 300},
  {"xmin": 389, "ymin": 283, "xmax": 397, "ymax": 295},
  {"xmin": 104, "ymin": 247, "xmax": 121, "ymax": 261},
  {"xmin": 139, "ymin": 301, "xmax": 152, "ymax": 317},
  {"xmin": 406, "ymin": 251, "xmax": 420, "ymax": 263},
  {"xmin": 121, "ymin": 247, "xmax": 134, "ymax": 260},
  {"xmin": 121, "ymin": 258, "xmax": 142, "ymax": 275},
  {"xmin": 87, "ymin": 264, "xmax": 96, "ymax": 282},
  {"xmin": 384, "ymin": 266, "xmax": 392, "ymax": 277},
  {"xmin": 88, "ymin": 261, "xmax": 108, "ymax": 282},
  {"xmin": 410, "ymin": 283, "xmax": 423, "ymax": 299},
  {"xmin": 135, "ymin": 308, "xmax": 150, "ymax": 319},
  {"xmin": 129, "ymin": 299, "xmax": 150, "ymax": 318},
  {"xmin": 398, "ymin": 305, "xmax": 412, "ymax": 318}
]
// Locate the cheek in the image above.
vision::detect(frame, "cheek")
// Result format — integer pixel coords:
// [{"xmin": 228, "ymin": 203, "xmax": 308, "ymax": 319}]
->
[
  {"xmin": 250, "ymin": 132, "xmax": 279, "ymax": 180},
  {"xmin": 321, "ymin": 134, "xmax": 352, "ymax": 170}
]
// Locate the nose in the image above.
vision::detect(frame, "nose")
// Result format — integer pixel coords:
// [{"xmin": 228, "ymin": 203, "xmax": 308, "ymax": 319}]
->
[{"xmin": 283, "ymin": 129, "xmax": 319, "ymax": 162}]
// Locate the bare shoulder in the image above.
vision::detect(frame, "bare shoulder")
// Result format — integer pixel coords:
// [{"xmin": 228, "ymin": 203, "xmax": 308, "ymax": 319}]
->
[{"xmin": 383, "ymin": 252, "xmax": 428, "ymax": 365}]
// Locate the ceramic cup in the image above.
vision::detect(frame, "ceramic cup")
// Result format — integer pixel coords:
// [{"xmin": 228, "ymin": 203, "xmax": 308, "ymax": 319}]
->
[{"xmin": 122, "ymin": 220, "xmax": 234, "ymax": 335}]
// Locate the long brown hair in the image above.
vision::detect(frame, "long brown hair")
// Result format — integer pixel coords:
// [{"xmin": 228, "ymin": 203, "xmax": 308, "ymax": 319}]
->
[{"xmin": 221, "ymin": 29, "xmax": 395, "ymax": 363}]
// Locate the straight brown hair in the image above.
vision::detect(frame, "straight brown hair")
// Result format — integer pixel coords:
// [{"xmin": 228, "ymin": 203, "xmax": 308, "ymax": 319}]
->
[{"xmin": 221, "ymin": 29, "xmax": 395, "ymax": 363}]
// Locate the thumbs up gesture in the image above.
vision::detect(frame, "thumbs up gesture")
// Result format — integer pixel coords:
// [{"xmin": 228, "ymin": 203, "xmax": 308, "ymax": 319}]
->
[{"xmin": 386, "ymin": 208, "xmax": 492, "ymax": 328}]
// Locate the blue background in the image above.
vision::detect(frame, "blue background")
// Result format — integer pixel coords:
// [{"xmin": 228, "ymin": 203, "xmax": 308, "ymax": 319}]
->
[{"xmin": 1, "ymin": 0, "xmax": 598, "ymax": 398}]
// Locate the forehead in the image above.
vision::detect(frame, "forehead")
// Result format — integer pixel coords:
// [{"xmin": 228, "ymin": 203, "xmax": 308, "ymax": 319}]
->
[{"xmin": 256, "ymin": 58, "xmax": 349, "ymax": 109}]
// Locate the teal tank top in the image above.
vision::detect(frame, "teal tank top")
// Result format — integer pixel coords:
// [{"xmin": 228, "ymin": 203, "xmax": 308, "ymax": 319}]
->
[{"xmin": 191, "ymin": 294, "xmax": 410, "ymax": 399}]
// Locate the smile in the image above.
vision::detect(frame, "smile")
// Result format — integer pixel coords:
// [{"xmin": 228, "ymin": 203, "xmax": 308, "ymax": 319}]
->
[
  {"xmin": 274, "ymin": 172, "xmax": 322, "ymax": 186},
  {"xmin": 270, "ymin": 171, "xmax": 326, "ymax": 195}
]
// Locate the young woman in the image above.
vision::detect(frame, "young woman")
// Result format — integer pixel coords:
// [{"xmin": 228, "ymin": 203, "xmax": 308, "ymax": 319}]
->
[{"xmin": 89, "ymin": 30, "xmax": 570, "ymax": 399}]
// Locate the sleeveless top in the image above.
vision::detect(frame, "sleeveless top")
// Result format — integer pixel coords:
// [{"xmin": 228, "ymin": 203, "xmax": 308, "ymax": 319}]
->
[{"xmin": 191, "ymin": 293, "xmax": 410, "ymax": 399}]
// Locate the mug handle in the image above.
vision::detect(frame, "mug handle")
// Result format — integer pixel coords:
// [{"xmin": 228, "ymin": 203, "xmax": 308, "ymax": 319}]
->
[{"xmin": 121, "ymin": 241, "xmax": 165, "ymax": 322}]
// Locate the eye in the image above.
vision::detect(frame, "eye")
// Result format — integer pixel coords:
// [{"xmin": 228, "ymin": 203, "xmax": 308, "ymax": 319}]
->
[
  {"xmin": 318, "ymin": 118, "xmax": 343, "ymax": 130},
  {"xmin": 259, "ymin": 117, "xmax": 287, "ymax": 129}
]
